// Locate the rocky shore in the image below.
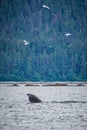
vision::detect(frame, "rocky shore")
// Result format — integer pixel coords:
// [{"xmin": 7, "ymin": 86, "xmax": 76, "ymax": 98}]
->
[{"xmin": 0, "ymin": 82, "xmax": 87, "ymax": 87}]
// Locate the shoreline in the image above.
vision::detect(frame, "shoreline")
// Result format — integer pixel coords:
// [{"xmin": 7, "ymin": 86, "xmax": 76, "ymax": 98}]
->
[{"xmin": 0, "ymin": 81, "xmax": 87, "ymax": 87}]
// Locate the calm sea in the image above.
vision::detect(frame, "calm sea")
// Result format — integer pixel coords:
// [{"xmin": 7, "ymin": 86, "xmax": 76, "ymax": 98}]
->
[{"xmin": 0, "ymin": 83, "xmax": 87, "ymax": 130}]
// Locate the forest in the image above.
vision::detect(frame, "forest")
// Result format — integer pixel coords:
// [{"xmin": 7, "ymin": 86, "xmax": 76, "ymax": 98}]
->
[{"xmin": 0, "ymin": 0, "xmax": 87, "ymax": 81}]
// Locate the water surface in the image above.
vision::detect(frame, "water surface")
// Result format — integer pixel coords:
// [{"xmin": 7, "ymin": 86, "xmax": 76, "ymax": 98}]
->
[{"xmin": 0, "ymin": 83, "xmax": 87, "ymax": 130}]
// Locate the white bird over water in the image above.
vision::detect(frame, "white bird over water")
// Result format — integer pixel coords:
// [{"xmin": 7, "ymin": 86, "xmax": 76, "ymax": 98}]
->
[
  {"xmin": 23, "ymin": 40, "xmax": 29, "ymax": 45},
  {"xmin": 65, "ymin": 33, "xmax": 72, "ymax": 37},
  {"xmin": 42, "ymin": 5, "xmax": 50, "ymax": 9}
]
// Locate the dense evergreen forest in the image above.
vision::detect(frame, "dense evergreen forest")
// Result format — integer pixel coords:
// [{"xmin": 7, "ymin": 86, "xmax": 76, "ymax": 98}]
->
[{"xmin": 0, "ymin": 0, "xmax": 87, "ymax": 81}]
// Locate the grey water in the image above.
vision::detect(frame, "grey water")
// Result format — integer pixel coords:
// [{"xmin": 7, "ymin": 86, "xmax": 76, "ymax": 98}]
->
[{"xmin": 0, "ymin": 83, "xmax": 87, "ymax": 130}]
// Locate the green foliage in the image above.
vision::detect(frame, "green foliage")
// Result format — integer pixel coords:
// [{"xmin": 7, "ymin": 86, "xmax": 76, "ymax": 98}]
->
[{"xmin": 0, "ymin": 0, "xmax": 87, "ymax": 81}]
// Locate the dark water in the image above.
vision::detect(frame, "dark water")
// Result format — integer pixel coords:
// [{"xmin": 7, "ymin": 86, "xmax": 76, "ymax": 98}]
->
[{"xmin": 0, "ymin": 83, "xmax": 87, "ymax": 130}]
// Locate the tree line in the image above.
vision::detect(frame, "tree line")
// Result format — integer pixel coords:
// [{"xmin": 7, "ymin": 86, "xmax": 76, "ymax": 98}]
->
[{"xmin": 0, "ymin": 0, "xmax": 87, "ymax": 81}]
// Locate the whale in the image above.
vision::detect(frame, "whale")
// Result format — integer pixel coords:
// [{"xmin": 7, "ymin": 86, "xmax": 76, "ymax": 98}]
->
[{"xmin": 27, "ymin": 94, "xmax": 42, "ymax": 103}]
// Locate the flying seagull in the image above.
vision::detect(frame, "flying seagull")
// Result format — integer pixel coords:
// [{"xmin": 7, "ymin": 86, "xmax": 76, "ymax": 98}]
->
[
  {"xmin": 42, "ymin": 5, "xmax": 50, "ymax": 9},
  {"xmin": 23, "ymin": 40, "xmax": 29, "ymax": 45},
  {"xmin": 65, "ymin": 33, "xmax": 72, "ymax": 37}
]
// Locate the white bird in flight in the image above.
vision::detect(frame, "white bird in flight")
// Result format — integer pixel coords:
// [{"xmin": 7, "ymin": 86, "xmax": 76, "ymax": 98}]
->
[
  {"xmin": 65, "ymin": 33, "xmax": 72, "ymax": 37},
  {"xmin": 23, "ymin": 40, "xmax": 29, "ymax": 45},
  {"xmin": 42, "ymin": 5, "xmax": 50, "ymax": 9}
]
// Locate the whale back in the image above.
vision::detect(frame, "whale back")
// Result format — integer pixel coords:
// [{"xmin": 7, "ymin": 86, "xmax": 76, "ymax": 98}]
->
[{"xmin": 27, "ymin": 94, "xmax": 42, "ymax": 103}]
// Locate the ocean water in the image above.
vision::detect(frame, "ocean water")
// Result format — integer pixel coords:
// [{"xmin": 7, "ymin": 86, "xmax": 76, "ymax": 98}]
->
[{"xmin": 0, "ymin": 83, "xmax": 87, "ymax": 130}]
